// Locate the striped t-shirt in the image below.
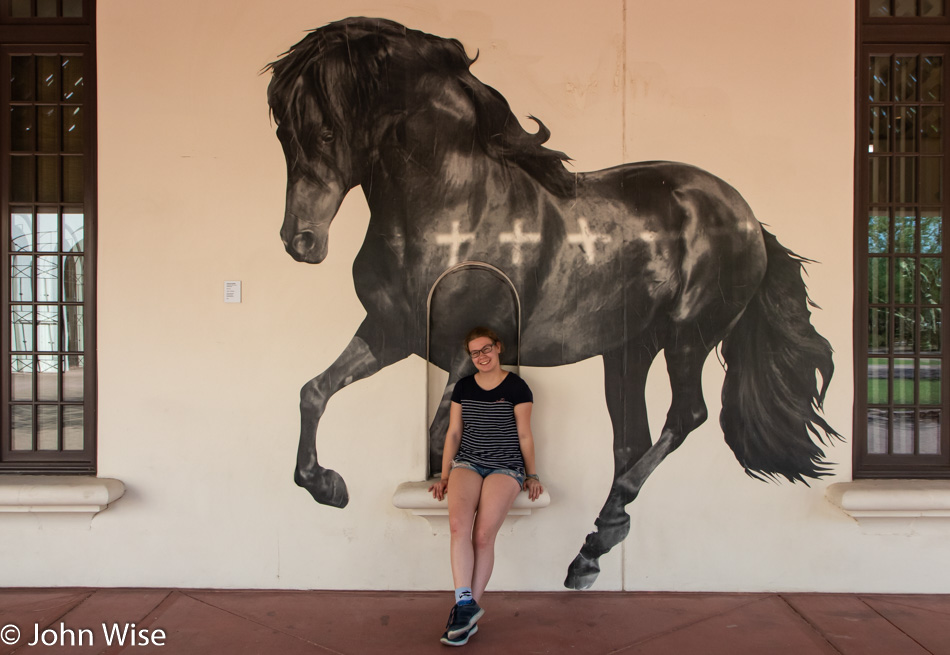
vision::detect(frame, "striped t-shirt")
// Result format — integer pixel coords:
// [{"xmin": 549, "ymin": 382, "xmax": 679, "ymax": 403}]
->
[{"xmin": 451, "ymin": 372, "xmax": 533, "ymax": 473}]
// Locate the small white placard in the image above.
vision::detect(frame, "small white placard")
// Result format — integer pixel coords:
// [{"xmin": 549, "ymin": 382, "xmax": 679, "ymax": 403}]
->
[{"xmin": 224, "ymin": 280, "xmax": 242, "ymax": 303}]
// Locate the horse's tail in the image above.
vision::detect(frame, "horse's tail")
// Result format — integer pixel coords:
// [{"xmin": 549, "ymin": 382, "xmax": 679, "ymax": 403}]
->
[{"xmin": 720, "ymin": 227, "xmax": 840, "ymax": 483}]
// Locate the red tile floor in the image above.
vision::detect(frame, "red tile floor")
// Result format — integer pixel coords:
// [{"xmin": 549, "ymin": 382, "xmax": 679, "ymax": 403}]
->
[{"xmin": 0, "ymin": 589, "xmax": 948, "ymax": 654}]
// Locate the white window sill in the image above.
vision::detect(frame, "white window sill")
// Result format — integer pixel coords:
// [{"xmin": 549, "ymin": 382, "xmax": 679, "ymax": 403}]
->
[
  {"xmin": 826, "ymin": 480, "xmax": 950, "ymax": 532},
  {"xmin": 0, "ymin": 476, "xmax": 125, "ymax": 515},
  {"xmin": 393, "ymin": 479, "xmax": 551, "ymax": 534}
]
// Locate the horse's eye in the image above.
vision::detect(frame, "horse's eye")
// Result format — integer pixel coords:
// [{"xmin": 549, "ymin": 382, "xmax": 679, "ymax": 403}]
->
[{"xmin": 320, "ymin": 129, "xmax": 335, "ymax": 143}]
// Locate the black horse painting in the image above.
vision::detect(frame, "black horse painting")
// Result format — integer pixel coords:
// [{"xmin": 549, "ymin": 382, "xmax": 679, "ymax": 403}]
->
[{"xmin": 266, "ymin": 17, "xmax": 838, "ymax": 590}]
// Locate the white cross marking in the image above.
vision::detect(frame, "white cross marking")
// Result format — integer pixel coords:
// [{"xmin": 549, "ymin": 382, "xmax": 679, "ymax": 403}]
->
[
  {"xmin": 567, "ymin": 218, "xmax": 612, "ymax": 264},
  {"xmin": 435, "ymin": 221, "xmax": 475, "ymax": 266},
  {"xmin": 499, "ymin": 220, "xmax": 542, "ymax": 266}
]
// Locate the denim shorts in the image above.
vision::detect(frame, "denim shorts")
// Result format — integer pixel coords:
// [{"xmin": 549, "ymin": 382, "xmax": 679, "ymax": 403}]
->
[{"xmin": 452, "ymin": 460, "xmax": 525, "ymax": 487}]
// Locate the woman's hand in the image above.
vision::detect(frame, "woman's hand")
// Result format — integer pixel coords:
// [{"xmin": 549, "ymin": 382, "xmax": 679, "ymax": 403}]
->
[
  {"xmin": 429, "ymin": 478, "xmax": 449, "ymax": 501},
  {"xmin": 523, "ymin": 477, "xmax": 543, "ymax": 501}
]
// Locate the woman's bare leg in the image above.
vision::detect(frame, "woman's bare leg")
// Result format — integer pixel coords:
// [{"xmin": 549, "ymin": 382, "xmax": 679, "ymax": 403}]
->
[
  {"xmin": 447, "ymin": 468, "xmax": 483, "ymax": 589},
  {"xmin": 471, "ymin": 474, "xmax": 522, "ymax": 601}
]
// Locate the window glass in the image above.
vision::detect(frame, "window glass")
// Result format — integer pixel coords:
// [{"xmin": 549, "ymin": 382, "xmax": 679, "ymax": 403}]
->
[
  {"xmin": 922, "ymin": 56, "xmax": 943, "ymax": 100},
  {"xmin": 869, "ymin": 211, "xmax": 890, "ymax": 252},
  {"xmin": 894, "ymin": 410, "xmax": 916, "ymax": 453},
  {"xmin": 37, "ymin": 211, "xmax": 58, "ymax": 251},
  {"xmin": 36, "ymin": 255, "xmax": 59, "ymax": 302},
  {"xmin": 920, "ymin": 358, "xmax": 942, "ymax": 404},
  {"xmin": 11, "ymin": 0, "xmax": 31, "ymax": 17},
  {"xmin": 63, "ymin": 406, "xmax": 83, "ymax": 449},
  {"xmin": 870, "ymin": 107, "xmax": 890, "ymax": 153},
  {"xmin": 868, "ymin": 408, "xmax": 889, "ymax": 454},
  {"xmin": 11, "ymin": 107, "xmax": 34, "ymax": 152},
  {"xmin": 895, "ymin": 106, "xmax": 917, "ymax": 151},
  {"xmin": 11, "ymin": 356, "xmax": 33, "ymax": 402},
  {"xmin": 870, "ymin": 157, "xmax": 890, "ymax": 203},
  {"xmin": 920, "ymin": 158, "xmax": 942, "ymax": 204},
  {"xmin": 35, "ymin": 56, "xmax": 59, "ymax": 103},
  {"xmin": 920, "ymin": 257, "xmax": 942, "ymax": 303},
  {"xmin": 920, "ymin": 409, "xmax": 941, "ymax": 452},
  {"xmin": 36, "ymin": 155, "xmax": 60, "ymax": 203},
  {"xmin": 37, "ymin": 354, "xmax": 58, "ymax": 401},
  {"xmin": 870, "ymin": 307, "xmax": 891, "ymax": 353},
  {"xmin": 870, "ymin": 257, "xmax": 889, "ymax": 303},
  {"xmin": 63, "ymin": 107, "xmax": 83, "ymax": 153},
  {"xmin": 11, "ymin": 406, "xmax": 33, "ymax": 451},
  {"xmin": 895, "ymin": 56, "xmax": 918, "ymax": 102},
  {"xmin": 922, "ymin": 0, "xmax": 946, "ymax": 16},
  {"xmin": 11, "ymin": 211, "xmax": 33, "ymax": 252},
  {"xmin": 62, "ymin": 355, "xmax": 83, "ymax": 402},
  {"xmin": 920, "ymin": 307, "xmax": 942, "ymax": 353},
  {"xmin": 63, "ymin": 0, "xmax": 84, "ymax": 17},
  {"xmin": 62, "ymin": 57, "xmax": 83, "ymax": 103},
  {"xmin": 10, "ymin": 156, "xmax": 35, "ymax": 203},
  {"xmin": 62, "ymin": 212, "xmax": 83, "ymax": 252},
  {"xmin": 921, "ymin": 211, "xmax": 942, "ymax": 253},
  {"xmin": 871, "ymin": 56, "xmax": 891, "ymax": 101},
  {"xmin": 37, "ymin": 106, "xmax": 61, "ymax": 152},
  {"xmin": 895, "ymin": 210, "xmax": 916, "ymax": 252},
  {"xmin": 920, "ymin": 107, "xmax": 942, "ymax": 153},
  {"xmin": 36, "ymin": 0, "xmax": 57, "ymax": 17},
  {"xmin": 63, "ymin": 156, "xmax": 83, "ymax": 203},
  {"xmin": 11, "ymin": 57, "xmax": 35, "ymax": 101},
  {"xmin": 37, "ymin": 406, "xmax": 58, "ymax": 449},
  {"xmin": 11, "ymin": 305, "xmax": 34, "ymax": 352},
  {"xmin": 895, "ymin": 156, "xmax": 917, "ymax": 203},
  {"xmin": 11, "ymin": 256, "xmax": 33, "ymax": 302},
  {"xmin": 895, "ymin": 0, "xmax": 917, "ymax": 17}
]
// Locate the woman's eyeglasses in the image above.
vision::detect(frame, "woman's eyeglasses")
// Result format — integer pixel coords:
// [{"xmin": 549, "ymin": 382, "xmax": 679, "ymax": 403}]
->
[{"xmin": 470, "ymin": 343, "xmax": 495, "ymax": 359}]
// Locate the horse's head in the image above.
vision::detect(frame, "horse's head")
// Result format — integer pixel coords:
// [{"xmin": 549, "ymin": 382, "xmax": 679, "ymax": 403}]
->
[
  {"xmin": 266, "ymin": 19, "xmax": 403, "ymax": 263},
  {"xmin": 266, "ymin": 18, "xmax": 575, "ymax": 263},
  {"xmin": 267, "ymin": 77, "xmax": 356, "ymax": 263}
]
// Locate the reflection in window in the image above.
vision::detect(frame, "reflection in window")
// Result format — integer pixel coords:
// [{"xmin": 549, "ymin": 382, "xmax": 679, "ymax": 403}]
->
[
  {"xmin": 11, "ymin": 406, "xmax": 33, "ymax": 451},
  {"xmin": 921, "ymin": 212, "xmax": 942, "ymax": 252},
  {"xmin": 868, "ymin": 408, "xmax": 889, "ymax": 454},
  {"xmin": 920, "ymin": 358, "xmax": 942, "ymax": 404},
  {"xmin": 11, "ymin": 355, "xmax": 33, "ymax": 402},
  {"xmin": 895, "ymin": 210, "xmax": 916, "ymax": 252},
  {"xmin": 921, "ymin": 409, "xmax": 942, "ymax": 453},
  {"xmin": 895, "ymin": 358, "xmax": 916, "ymax": 404},
  {"xmin": 37, "ymin": 354, "xmax": 58, "ymax": 401}
]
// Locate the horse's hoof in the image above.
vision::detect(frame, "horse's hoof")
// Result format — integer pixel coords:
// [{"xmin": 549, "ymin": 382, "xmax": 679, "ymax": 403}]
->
[
  {"xmin": 294, "ymin": 467, "xmax": 349, "ymax": 508},
  {"xmin": 564, "ymin": 553, "xmax": 600, "ymax": 590}
]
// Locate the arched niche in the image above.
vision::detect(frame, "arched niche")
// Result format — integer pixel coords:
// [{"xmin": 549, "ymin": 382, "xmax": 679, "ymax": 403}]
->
[
  {"xmin": 392, "ymin": 261, "xmax": 548, "ymax": 532},
  {"xmin": 426, "ymin": 261, "xmax": 521, "ymax": 477}
]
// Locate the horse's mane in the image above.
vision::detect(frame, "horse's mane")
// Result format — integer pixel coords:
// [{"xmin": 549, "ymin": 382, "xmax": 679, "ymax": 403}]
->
[{"xmin": 266, "ymin": 17, "xmax": 575, "ymax": 197}]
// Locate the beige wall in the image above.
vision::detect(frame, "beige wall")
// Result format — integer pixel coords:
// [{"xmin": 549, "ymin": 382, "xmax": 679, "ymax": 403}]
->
[{"xmin": 5, "ymin": 0, "xmax": 944, "ymax": 593}]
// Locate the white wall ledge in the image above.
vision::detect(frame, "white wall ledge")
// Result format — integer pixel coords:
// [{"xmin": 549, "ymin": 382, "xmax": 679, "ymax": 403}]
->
[
  {"xmin": 393, "ymin": 479, "xmax": 550, "ymax": 534},
  {"xmin": 0, "ymin": 476, "xmax": 125, "ymax": 515},
  {"xmin": 826, "ymin": 480, "xmax": 950, "ymax": 531}
]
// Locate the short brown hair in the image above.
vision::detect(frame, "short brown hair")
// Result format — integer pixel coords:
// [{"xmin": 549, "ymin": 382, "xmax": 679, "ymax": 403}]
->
[{"xmin": 464, "ymin": 326, "xmax": 503, "ymax": 353}]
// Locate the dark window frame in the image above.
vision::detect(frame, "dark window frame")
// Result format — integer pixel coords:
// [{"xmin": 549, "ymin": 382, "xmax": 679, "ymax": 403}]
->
[
  {"xmin": 855, "ymin": 2, "xmax": 950, "ymax": 478},
  {"xmin": 0, "ymin": 0, "xmax": 96, "ymax": 474}
]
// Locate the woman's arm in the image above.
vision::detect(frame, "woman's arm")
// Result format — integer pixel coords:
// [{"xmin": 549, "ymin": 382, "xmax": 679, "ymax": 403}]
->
[
  {"xmin": 429, "ymin": 401, "xmax": 463, "ymax": 500},
  {"xmin": 515, "ymin": 402, "xmax": 543, "ymax": 501}
]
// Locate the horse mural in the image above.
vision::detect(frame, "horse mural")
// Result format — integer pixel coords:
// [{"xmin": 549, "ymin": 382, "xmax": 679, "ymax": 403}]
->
[{"xmin": 266, "ymin": 17, "xmax": 839, "ymax": 590}]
